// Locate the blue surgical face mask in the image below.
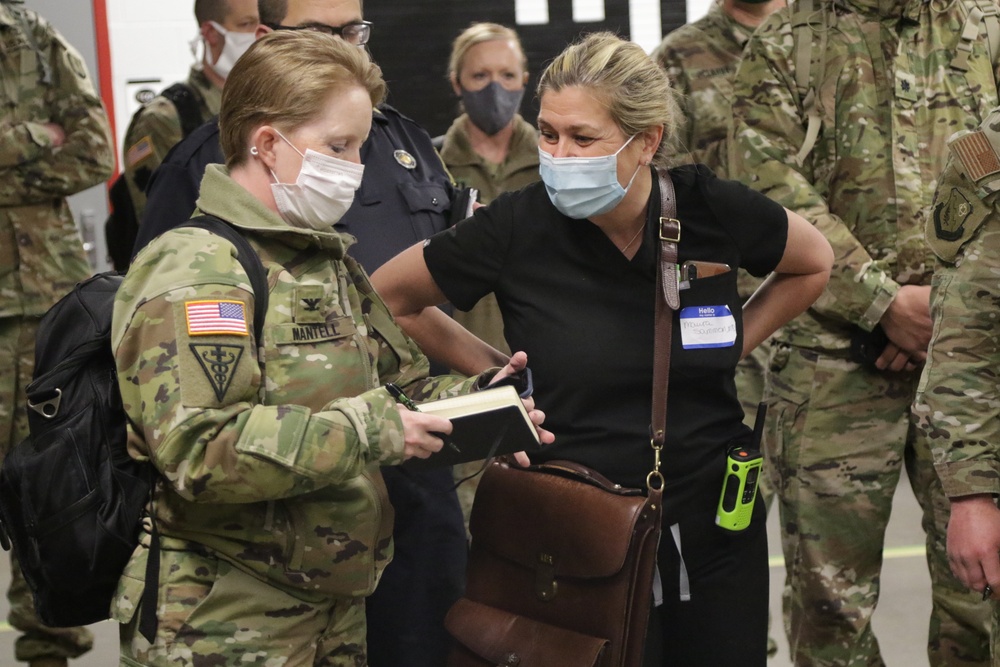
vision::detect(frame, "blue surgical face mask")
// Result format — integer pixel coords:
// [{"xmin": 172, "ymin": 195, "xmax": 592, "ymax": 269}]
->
[{"xmin": 538, "ymin": 134, "xmax": 641, "ymax": 219}]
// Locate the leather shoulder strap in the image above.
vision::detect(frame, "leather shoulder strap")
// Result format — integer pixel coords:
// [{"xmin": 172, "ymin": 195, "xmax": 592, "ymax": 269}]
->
[{"xmin": 649, "ymin": 169, "xmax": 680, "ymax": 492}]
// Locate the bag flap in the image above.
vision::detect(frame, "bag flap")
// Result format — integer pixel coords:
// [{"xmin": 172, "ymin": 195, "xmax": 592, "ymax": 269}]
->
[
  {"xmin": 445, "ymin": 597, "xmax": 607, "ymax": 665},
  {"xmin": 470, "ymin": 461, "xmax": 648, "ymax": 579}
]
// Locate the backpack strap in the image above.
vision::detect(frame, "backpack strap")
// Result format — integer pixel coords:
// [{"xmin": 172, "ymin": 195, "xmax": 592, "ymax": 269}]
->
[
  {"xmin": 160, "ymin": 82, "xmax": 204, "ymax": 139},
  {"xmin": 791, "ymin": 0, "xmax": 829, "ymax": 166},
  {"xmin": 179, "ymin": 215, "xmax": 270, "ymax": 341},
  {"xmin": 136, "ymin": 214, "xmax": 269, "ymax": 644},
  {"xmin": 951, "ymin": 0, "xmax": 1000, "ymax": 71}
]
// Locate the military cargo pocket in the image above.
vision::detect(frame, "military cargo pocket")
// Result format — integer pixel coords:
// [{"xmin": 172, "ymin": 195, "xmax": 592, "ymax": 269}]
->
[{"xmin": 157, "ymin": 548, "xmax": 220, "ymax": 646}]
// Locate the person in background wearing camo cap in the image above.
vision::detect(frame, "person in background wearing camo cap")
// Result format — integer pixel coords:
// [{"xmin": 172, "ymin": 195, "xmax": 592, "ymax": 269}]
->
[
  {"xmin": 731, "ymin": 0, "xmax": 1000, "ymax": 663},
  {"xmin": 915, "ymin": 109, "xmax": 1000, "ymax": 665},
  {"xmin": 0, "ymin": 2, "xmax": 115, "ymax": 666}
]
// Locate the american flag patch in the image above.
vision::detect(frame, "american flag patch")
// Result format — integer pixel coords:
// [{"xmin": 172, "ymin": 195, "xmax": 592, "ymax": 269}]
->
[
  {"xmin": 126, "ymin": 135, "xmax": 153, "ymax": 167},
  {"xmin": 951, "ymin": 129, "xmax": 1000, "ymax": 183},
  {"xmin": 185, "ymin": 300, "xmax": 248, "ymax": 336}
]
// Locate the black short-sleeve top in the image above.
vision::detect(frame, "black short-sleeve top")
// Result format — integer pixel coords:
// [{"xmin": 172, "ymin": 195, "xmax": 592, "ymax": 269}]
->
[{"xmin": 424, "ymin": 165, "xmax": 787, "ymax": 512}]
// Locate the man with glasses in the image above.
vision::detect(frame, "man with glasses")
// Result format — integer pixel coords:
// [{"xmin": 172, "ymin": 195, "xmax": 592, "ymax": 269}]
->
[{"xmin": 131, "ymin": 3, "xmax": 472, "ymax": 666}]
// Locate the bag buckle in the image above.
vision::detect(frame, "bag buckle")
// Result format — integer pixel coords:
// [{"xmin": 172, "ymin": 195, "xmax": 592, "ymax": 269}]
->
[
  {"xmin": 535, "ymin": 552, "xmax": 558, "ymax": 601},
  {"xmin": 27, "ymin": 388, "xmax": 62, "ymax": 419}
]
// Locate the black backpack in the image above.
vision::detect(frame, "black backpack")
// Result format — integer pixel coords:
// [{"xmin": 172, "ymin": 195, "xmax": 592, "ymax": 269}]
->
[
  {"xmin": 105, "ymin": 82, "xmax": 205, "ymax": 272},
  {"xmin": 0, "ymin": 216, "xmax": 268, "ymax": 635}
]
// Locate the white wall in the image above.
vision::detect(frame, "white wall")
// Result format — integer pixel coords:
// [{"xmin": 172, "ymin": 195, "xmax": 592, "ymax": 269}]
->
[
  {"xmin": 687, "ymin": 0, "xmax": 713, "ymax": 22},
  {"xmin": 105, "ymin": 2, "xmax": 200, "ymax": 163}
]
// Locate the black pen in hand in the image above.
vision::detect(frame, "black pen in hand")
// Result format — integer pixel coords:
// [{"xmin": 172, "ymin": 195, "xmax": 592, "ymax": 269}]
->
[{"xmin": 385, "ymin": 383, "xmax": 461, "ymax": 454}]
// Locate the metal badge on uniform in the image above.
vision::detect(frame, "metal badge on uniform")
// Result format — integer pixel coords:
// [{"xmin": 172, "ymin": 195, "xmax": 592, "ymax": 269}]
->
[
  {"xmin": 184, "ymin": 300, "xmax": 249, "ymax": 336},
  {"xmin": 933, "ymin": 188, "xmax": 973, "ymax": 241},
  {"xmin": 394, "ymin": 149, "xmax": 417, "ymax": 170},
  {"xmin": 679, "ymin": 305, "xmax": 737, "ymax": 350}
]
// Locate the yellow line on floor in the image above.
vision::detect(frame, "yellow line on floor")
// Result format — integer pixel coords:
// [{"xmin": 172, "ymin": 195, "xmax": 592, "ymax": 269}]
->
[{"xmin": 769, "ymin": 544, "xmax": 927, "ymax": 568}]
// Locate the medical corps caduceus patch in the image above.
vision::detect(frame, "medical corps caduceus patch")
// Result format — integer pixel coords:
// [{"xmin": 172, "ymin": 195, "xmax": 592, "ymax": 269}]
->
[
  {"xmin": 933, "ymin": 188, "xmax": 973, "ymax": 242},
  {"xmin": 185, "ymin": 300, "xmax": 248, "ymax": 401}
]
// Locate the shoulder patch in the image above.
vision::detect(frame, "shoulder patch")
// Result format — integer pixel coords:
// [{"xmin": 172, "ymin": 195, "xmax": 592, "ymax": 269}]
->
[
  {"xmin": 185, "ymin": 300, "xmax": 248, "ymax": 336},
  {"xmin": 933, "ymin": 188, "xmax": 973, "ymax": 242},
  {"xmin": 925, "ymin": 160, "xmax": 991, "ymax": 263},
  {"xmin": 189, "ymin": 343, "xmax": 244, "ymax": 401},
  {"xmin": 126, "ymin": 136, "xmax": 154, "ymax": 167},
  {"xmin": 950, "ymin": 129, "xmax": 1000, "ymax": 184}
]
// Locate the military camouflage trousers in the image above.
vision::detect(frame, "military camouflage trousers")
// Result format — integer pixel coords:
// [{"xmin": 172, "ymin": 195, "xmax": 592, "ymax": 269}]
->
[
  {"xmin": 119, "ymin": 546, "xmax": 368, "ymax": 666},
  {"xmin": 764, "ymin": 343, "xmax": 990, "ymax": 667},
  {"xmin": 1, "ymin": 317, "xmax": 94, "ymax": 662}
]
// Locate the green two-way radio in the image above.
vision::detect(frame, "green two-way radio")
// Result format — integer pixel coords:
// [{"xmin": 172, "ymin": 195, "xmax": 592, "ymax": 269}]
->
[{"xmin": 716, "ymin": 403, "xmax": 766, "ymax": 531}]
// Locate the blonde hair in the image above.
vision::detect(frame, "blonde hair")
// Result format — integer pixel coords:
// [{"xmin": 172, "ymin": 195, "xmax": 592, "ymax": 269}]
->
[
  {"xmin": 537, "ymin": 32, "xmax": 681, "ymax": 167},
  {"xmin": 447, "ymin": 22, "xmax": 527, "ymax": 80},
  {"xmin": 219, "ymin": 30, "xmax": 386, "ymax": 167}
]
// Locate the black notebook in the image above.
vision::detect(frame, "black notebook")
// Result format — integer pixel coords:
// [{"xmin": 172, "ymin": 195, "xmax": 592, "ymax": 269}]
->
[{"xmin": 401, "ymin": 385, "xmax": 541, "ymax": 470}]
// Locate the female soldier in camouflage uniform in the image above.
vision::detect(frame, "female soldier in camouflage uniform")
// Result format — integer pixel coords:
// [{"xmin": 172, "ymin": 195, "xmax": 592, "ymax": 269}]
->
[{"xmin": 111, "ymin": 31, "xmax": 546, "ymax": 667}]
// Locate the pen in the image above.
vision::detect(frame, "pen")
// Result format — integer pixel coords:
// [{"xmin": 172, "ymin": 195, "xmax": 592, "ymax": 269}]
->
[{"xmin": 385, "ymin": 383, "xmax": 461, "ymax": 454}]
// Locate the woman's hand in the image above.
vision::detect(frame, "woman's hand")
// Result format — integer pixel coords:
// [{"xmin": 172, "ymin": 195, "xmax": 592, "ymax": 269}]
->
[
  {"xmin": 395, "ymin": 407, "xmax": 454, "ymax": 460},
  {"xmin": 489, "ymin": 351, "xmax": 556, "ymax": 455}
]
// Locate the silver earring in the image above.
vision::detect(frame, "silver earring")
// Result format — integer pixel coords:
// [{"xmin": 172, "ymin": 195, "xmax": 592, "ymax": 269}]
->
[{"xmin": 250, "ymin": 146, "xmax": 259, "ymax": 156}]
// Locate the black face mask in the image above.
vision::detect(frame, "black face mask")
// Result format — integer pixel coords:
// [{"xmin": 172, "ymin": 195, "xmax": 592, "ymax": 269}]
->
[{"xmin": 461, "ymin": 81, "xmax": 525, "ymax": 136}]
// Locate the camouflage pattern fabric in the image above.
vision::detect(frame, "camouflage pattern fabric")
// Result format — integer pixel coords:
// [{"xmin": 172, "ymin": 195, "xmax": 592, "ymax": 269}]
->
[
  {"xmin": 731, "ymin": 0, "xmax": 1000, "ymax": 663},
  {"xmin": 916, "ymin": 114, "xmax": 1000, "ymax": 506},
  {"xmin": 914, "ymin": 117, "xmax": 1000, "ymax": 666},
  {"xmin": 0, "ymin": 2, "xmax": 114, "ymax": 319},
  {"xmin": 652, "ymin": 1, "xmax": 752, "ymax": 179},
  {"xmin": 114, "ymin": 165, "xmax": 480, "ymax": 664},
  {"xmin": 122, "ymin": 67, "xmax": 220, "ymax": 224},
  {"xmin": 118, "ymin": 542, "xmax": 368, "ymax": 667},
  {"xmin": 0, "ymin": 3, "xmax": 112, "ymax": 662}
]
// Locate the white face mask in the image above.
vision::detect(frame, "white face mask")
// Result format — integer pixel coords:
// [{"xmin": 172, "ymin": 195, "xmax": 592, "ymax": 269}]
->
[
  {"xmin": 205, "ymin": 21, "xmax": 255, "ymax": 80},
  {"xmin": 266, "ymin": 129, "xmax": 365, "ymax": 231}
]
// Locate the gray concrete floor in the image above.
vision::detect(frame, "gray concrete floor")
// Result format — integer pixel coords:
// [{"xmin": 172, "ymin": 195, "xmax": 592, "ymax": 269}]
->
[{"xmin": 0, "ymin": 472, "xmax": 934, "ymax": 666}]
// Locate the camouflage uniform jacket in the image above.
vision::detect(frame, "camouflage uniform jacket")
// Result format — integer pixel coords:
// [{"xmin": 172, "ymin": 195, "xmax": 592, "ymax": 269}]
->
[
  {"xmin": 112, "ymin": 164, "xmax": 479, "ymax": 607},
  {"xmin": 0, "ymin": 2, "xmax": 114, "ymax": 318},
  {"xmin": 438, "ymin": 113, "xmax": 539, "ymax": 205},
  {"xmin": 731, "ymin": 0, "xmax": 1000, "ymax": 352},
  {"xmin": 123, "ymin": 66, "xmax": 220, "ymax": 222},
  {"xmin": 915, "ymin": 111, "xmax": 1000, "ymax": 498},
  {"xmin": 652, "ymin": 1, "xmax": 752, "ymax": 178}
]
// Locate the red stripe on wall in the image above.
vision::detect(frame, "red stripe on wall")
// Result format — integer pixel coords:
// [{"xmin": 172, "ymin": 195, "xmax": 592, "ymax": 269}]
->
[{"xmin": 92, "ymin": 0, "xmax": 118, "ymax": 177}]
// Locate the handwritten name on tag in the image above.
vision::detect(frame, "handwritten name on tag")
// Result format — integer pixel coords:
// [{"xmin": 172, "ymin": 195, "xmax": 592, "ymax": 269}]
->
[{"xmin": 679, "ymin": 305, "xmax": 737, "ymax": 349}]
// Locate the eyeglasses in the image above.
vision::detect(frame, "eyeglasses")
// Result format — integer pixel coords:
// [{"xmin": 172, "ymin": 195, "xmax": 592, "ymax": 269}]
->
[{"xmin": 267, "ymin": 20, "xmax": 373, "ymax": 46}]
